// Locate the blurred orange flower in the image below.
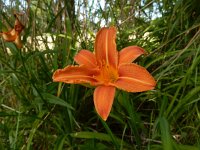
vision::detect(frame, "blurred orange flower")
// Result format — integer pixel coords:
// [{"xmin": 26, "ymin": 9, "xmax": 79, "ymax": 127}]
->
[
  {"xmin": 53, "ymin": 27, "xmax": 156, "ymax": 121},
  {"xmin": 0, "ymin": 14, "xmax": 24, "ymax": 48}
]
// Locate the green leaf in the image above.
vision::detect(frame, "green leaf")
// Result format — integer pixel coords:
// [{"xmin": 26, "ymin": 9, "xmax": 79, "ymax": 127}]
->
[
  {"xmin": 159, "ymin": 117, "xmax": 174, "ymax": 150},
  {"xmin": 41, "ymin": 93, "xmax": 74, "ymax": 110},
  {"xmin": 70, "ymin": 131, "xmax": 129, "ymax": 148}
]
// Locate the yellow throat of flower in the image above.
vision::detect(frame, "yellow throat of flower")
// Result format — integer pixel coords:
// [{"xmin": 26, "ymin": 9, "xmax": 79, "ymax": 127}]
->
[{"xmin": 96, "ymin": 62, "xmax": 118, "ymax": 84}]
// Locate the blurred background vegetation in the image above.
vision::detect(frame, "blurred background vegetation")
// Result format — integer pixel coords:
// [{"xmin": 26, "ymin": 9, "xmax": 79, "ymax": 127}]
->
[{"xmin": 0, "ymin": 0, "xmax": 200, "ymax": 149}]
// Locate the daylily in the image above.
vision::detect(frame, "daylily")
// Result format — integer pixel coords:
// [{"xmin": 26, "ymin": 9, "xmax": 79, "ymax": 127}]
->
[
  {"xmin": 53, "ymin": 27, "xmax": 156, "ymax": 121},
  {"xmin": 0, "ymin": 14, "xmax": 24, "ymax": 48}
]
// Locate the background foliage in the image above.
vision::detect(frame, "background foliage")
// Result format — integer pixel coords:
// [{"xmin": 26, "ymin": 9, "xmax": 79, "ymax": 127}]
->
[{"xmin": 0, "ymin": 0, "xmax": 200, "ymax": 149}]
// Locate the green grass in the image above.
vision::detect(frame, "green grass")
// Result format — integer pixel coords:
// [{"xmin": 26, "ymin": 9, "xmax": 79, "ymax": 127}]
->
[{"xmin": 0, "ymin": 0, "xmax": 200, "ymax": 149}]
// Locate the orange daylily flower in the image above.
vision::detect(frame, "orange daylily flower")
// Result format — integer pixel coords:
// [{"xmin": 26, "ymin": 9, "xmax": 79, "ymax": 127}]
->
[
  {"xmin": 0, "ymin": 14, "xmax": 24, "ymax": 48},
  {"xmin": 53, "ymin": 27, "xmax": 156, "ymax": 121}
]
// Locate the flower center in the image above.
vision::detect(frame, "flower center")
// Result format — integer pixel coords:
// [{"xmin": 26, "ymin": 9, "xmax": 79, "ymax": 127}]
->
[
  {"xmin": 15, "ymin": 24, "xmax": 24, "ymax": 32},
  {"xmin": 95, "ymin": 62, "xmax": 118, "ymax": 84}
]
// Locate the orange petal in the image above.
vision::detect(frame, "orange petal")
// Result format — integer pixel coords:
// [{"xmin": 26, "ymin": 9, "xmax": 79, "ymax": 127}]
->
[
  {"xmin": 114, "ymin": 64, "xmax": 156, "ymax": 92},
  {"xmin": 94, "ymin": 86, "xmax": 115, "ymax": 121},
  {"xmin": 0, "ymin": 14, "xmax": 24, "ymax": 47},
  {"xmin": 95, "ymin": 27, "xmax": 118, "ymax": 68},
  {"xmin": 119, "ymin": 46, "xmax": 145, "ymax": 64},
  {"xmin": 74, "ymin": 50, "xmax": 97, "ymax": 68},
  {"xmin": 1, "ymin": 29, "xmax": 17, "ymax": 42},
  {"xmin": 53, "ymin": 66, "xmax": 99, "ymax": 85},
  {"xmin": 14, "ymin": 14, "xmax": 24, "ymax": 34},
  {"xmin": 14, "ymin": 36, "xmax": 23, "ymax": 48}
]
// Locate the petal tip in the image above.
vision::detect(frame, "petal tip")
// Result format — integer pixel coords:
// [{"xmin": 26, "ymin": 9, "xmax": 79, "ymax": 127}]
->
[
  {"xmin": 95, "ymin": 106, "xmax": 109, "ymax": 121},
  {"xmin": 101, "ymin": 115, "xmax": 108, "ymax": 121},
  {"xmin": 52, "ymin": 70, "xmax": 59, "ymax": 82}
]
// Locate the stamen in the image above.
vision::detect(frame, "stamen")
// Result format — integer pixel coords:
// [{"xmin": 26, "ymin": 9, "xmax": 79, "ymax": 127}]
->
[{"xmin": 95, "ymin": 62, "xmax": 118, "ymax": 84}]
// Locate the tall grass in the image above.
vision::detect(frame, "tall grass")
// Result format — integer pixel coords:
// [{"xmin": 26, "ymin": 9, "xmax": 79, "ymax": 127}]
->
[{"xmin": 0, "ymin": 0, "xmax": 200, "ymax": 149}]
